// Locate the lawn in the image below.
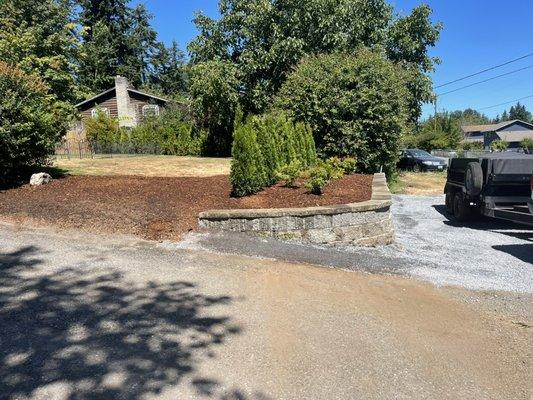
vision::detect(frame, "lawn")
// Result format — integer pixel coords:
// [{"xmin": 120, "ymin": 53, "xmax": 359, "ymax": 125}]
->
[
  {"xmin": 53, "ymin": 155, "xmax": 231, "ymax": 177},
  {"xmin": 390, "ymin": 171, "xmax": 446, "ymax": 195}
]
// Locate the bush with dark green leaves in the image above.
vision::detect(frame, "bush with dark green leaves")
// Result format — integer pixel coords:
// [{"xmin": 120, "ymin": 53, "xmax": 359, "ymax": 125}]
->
[
  {"xmin": 277, "ymin": 50, "xmax": 409, "ymax": 176},
  {"xmin": 0, "ymin": 62, "xmax": 64, "ymax": 185}
]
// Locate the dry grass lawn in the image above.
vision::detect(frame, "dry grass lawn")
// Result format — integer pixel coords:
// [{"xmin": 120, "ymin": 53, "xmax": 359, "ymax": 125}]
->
[
  {"xmin": 54, "ymin": 155, "xmax": 231, "ymax": 178},
  {"xmin": 390, "ymin": 171, "xmax": 446, "ymax": 195}
]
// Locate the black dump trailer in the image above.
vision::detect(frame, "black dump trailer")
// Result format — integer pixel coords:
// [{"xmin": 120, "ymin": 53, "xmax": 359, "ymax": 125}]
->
[{"xmin": 444, "ymin": 153, "xmax": 533, "ymax": 226}]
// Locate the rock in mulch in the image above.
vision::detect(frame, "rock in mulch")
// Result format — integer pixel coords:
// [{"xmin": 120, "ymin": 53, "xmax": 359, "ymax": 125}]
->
[{"xmin": 30, "ymin": 173, "xmax": 52, "ymax": 186}]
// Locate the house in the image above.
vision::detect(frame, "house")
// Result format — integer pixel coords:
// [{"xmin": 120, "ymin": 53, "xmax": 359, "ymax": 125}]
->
[
  {"xmin": 74, "ymin": 76, "xmax": 169, "ymax": 129},
  {"xmin": 461, "ymin": 120, "xmax": 533, "ymax": 150}
]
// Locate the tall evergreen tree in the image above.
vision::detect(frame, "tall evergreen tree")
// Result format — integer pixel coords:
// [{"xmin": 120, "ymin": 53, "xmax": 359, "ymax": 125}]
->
[
  {"xmin": 77, "ymin": 0, "xmax": 160, "ymax": 92},
  {"xmin": 508, "ymin": 102, "xmax": 532, "ymax": 122},
  {"xmin": 147, "ymin": 41, "xmax": 188, "ymax": 96}
]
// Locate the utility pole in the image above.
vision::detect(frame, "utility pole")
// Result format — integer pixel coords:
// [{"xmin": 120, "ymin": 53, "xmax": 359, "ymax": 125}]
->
[{"xmin": 434, "ymin": 97, "xmax": 438, "ymax": 134}]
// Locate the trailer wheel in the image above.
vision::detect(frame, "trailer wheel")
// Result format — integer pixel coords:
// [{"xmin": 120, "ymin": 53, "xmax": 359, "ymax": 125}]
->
[
  {"xmin": 453, "ymin": 193, "xmax": 471, "ymax": 222},
  {"xmin": 445, "ymin": 189, "xmax": 454, "ymax": 213},
  {"xmin": 465, "ymin": 162, "xmax": 483, "ymax": 196}
]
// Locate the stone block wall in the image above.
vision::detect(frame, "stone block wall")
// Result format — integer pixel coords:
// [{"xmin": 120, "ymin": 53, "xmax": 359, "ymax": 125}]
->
[{"xmin": 198, "ymin": 173, "xmax": 394, "ymax": 246}]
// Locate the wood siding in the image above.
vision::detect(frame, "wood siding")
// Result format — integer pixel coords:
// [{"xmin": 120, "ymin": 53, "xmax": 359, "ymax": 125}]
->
[{"xmin": 79, "ymin": 90, "xmax": 118, "ymax": 120}]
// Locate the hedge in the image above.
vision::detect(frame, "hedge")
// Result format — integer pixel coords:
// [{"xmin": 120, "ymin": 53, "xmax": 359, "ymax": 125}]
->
[{"xmin": 230, "ymin": 112, "xmax": 316, "ymax": 197}]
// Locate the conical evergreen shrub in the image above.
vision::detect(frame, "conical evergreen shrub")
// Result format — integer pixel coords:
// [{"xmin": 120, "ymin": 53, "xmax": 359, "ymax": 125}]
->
[
  {"xmin": 230, "ymin": 121, "xmax": 267, "ymax": 197},
  {"xmin": 255, "ymin": 115, "xmax": 282, "ymax": 185}
]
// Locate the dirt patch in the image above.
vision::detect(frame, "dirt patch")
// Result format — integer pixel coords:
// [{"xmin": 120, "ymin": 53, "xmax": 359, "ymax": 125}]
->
[{"xmin": 0, "ymin": 174, "xmax": 372, "ymax": 241}]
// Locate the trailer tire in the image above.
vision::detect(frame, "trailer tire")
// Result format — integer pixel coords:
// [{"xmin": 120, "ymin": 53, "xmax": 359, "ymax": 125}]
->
[
  {"xmin": 453, "ymin": 193, "xmax": 471, "ymax": 222},
  {"xmin": 465, "ymin": 162, "xmax": 483, "ymax": 196},
  {"xmin": 445, "ymin": 189, "xmax": 454, "ymax": 213}
]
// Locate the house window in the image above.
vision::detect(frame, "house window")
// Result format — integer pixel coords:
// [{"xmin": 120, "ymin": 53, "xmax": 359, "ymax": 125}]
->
[
  {"xmin": 142, "ymin": 104, "xmax": 160, "ymax": 117},
  {"xmin": 91, "ymin": 107, "xmax": 109, "ymax": 118}
]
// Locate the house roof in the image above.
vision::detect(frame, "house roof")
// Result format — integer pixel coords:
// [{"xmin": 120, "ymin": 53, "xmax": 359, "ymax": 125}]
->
[
  {"xmin": 74, "ymin": 87, "xmax": 169, "ymax": 109},
  {"xmin": 461, "ymin": 120, "xmax": 533, "ymax": 133},
  {"xmin": 74, "ymin": 88, "xmax": 115, "ymax": 108},
  {"xmin": 497, "ymin": 130, "xmax": 533, "ymax": 142}
]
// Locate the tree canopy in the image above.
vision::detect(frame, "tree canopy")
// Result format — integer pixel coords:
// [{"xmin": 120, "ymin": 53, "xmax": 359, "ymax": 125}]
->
[{"xmin": 189, "ymin": 0, "xmax": 441, "ymax": 122}]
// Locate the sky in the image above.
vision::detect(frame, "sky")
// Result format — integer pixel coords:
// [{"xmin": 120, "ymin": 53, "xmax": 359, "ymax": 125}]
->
[{"xmin": 133, "ymin": 0, "xmax": 533, "ymax": 121}]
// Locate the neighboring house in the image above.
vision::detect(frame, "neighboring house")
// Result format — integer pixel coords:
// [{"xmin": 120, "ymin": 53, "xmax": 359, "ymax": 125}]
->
[
  {"xmin": 74, "ymin": 76, "xmax": 169, "ymax": 129},
  {"xmin": 461, "ymin": 119, "xmax": 533, "ymax": 149}
]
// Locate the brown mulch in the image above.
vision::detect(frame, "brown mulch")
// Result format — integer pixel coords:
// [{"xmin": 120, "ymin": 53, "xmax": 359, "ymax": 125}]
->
[{"xmin": 0, "ymin": 174, "xmax": 372, "ymax": 241}]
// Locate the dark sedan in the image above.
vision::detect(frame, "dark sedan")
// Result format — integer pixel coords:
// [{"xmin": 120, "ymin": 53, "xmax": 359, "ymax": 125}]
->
[{"xmin": 398, "ymin": 149, "xmax": 448, "ymax": 172}]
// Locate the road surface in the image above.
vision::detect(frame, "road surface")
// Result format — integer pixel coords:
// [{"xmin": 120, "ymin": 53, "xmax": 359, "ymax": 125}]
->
[{"xmin": 1, "ymin": 220, "xmax": 531, "ymax": 400}]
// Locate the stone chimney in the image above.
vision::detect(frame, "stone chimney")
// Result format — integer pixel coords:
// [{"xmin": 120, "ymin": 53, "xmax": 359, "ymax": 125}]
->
[{"xmin": 115, "ymin": 76, "xmax": 136, "ymax": 127}]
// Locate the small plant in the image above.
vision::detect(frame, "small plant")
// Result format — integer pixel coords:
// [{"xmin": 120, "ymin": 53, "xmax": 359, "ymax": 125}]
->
[
  {"xmin": 324, "ymin": 158, "xmax": 344, "ymax": 180},
  {"xmin": 305, "ymin": 165, "xmax": 330, "ymax": 195},
  {"xmin": 276, "ymin": 159, "xmax": 302, "ymax": 187},
  {"xmin": 341, "ymin": 157, "xmax": 358, "ymax": 174},
  {"xmin": 490, "ymin": 139, "xmax": 508, "ymax": 152},
  {"xmin": 520, "ymin": 137, "xmax": 533, "ymax": 153}
]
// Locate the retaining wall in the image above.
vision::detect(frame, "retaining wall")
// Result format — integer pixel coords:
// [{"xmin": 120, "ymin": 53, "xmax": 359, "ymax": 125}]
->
[{"xmin": 198, "ymin": 173, "xmax": 394, "ymax": 246}]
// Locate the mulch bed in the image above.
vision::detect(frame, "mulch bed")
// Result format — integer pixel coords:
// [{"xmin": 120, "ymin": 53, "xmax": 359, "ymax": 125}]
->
[{"xmin": 0, "ymin": 174, "xmax": 372, "ymax": 241}]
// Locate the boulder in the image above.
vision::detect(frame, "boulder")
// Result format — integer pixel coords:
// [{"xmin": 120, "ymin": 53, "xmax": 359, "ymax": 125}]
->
[{"xmin": 30, "ymin": 172, "xmax": 52, "ymax": 186}]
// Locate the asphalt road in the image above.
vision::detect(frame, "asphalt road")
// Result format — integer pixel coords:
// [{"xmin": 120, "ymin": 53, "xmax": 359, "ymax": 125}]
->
[{"xmin": 179, "ymin": 195, "xmax": 533, "ymax": 294}]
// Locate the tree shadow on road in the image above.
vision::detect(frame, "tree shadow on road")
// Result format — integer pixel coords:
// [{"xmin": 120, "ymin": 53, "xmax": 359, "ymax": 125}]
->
[{"xmin": 0, "ymin": 246, "xmax": 267, "ymax": 399}]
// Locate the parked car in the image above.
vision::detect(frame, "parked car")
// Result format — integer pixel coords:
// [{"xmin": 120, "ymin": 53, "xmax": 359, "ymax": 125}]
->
[
  {"xmin": 398, "ymin": 149, "xmax": 448, "ymax": 172},
  {"xmin": 529, "ymin": 172, "xmax": 533, "ymax": 214}
]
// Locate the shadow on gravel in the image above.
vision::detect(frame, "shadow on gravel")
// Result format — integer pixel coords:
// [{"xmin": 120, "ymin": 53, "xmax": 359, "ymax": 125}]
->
[
  {"xmin": 492, "ymin": 244, "xmax": 533, "ymax": 264},
  {"xmin": 0, "ymin": 246, "xmax": 267, "ymax": 399},
  {"xmin": 433, "ymin": 204, "xmax": 533, "ymax": 239}
]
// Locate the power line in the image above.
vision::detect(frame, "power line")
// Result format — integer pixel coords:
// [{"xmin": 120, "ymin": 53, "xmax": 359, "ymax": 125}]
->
[
  {"xmin": 478, "ymin": 93, "xmax": 533, "ymax": 111},
  {"xmin": 435, "ymin": 52, "xmax": 533, "ymax": 89},
  {"xmin": 436, "ymin": 64, "xmax": 533, "ymax": 97}
]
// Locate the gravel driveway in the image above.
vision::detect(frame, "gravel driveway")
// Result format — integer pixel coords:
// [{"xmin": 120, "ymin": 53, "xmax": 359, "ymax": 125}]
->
[{"xmin": 179, "ymin": 195, "xmax": 533, "ymax": 293}]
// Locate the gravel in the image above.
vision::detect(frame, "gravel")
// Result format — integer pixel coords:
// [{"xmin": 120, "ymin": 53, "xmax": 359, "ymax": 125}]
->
[{"xmin": 179, "ymin": 195, "xmax": 533, "ymax": 294}]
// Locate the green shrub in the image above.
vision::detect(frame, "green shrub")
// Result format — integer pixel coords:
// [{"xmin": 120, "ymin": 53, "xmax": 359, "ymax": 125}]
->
[
  {"xmin": 520, "ymin": 137, "xmax": 533, "ymax": 153},
  {"xmin": 341, "ymin": 157, "xmax": 358, "ymax": 174},
  {"xmin": 306, "ymin": 165, "xmax": 331, "ymax": 195},
  {"xmin": 230, "ymin": 121, "xmax": 266, "ymax": 197},
  {"xmin": 84, "ymin": 108, "xmax": 121, "ymax": 151},
  {"xmin": 276, "ymin": 159, "xmax": 302, "ymax": 188},
  {"xmin": 277, "ymin": 50, "xmax": 409, "ymax": 176},
  {"xmin": 129, "ymin": 106, "xmax": 204, "ymax": 156},
  {"xmin": 0, "ymin": 62, "xmax": 64, "ymax": 185},
  {"xmin": 230, "ymin": 110, "xmax": 317, "ymax": 196},
  {"xmin": 255, "ymin": 114, "xmax": 282, "ymax": 184},
  {"xmin": 324, "ymin": 158, "xmax": 344, "ymax": 180},
  {"xmin": 490, "ymin": 140, "xmax": 508, "ymax": 151}
]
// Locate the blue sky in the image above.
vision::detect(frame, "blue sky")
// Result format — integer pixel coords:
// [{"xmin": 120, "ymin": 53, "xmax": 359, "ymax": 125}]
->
[{"xmin": 134, "ymin": 0, "xmax": 533, "ymax": 120}]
